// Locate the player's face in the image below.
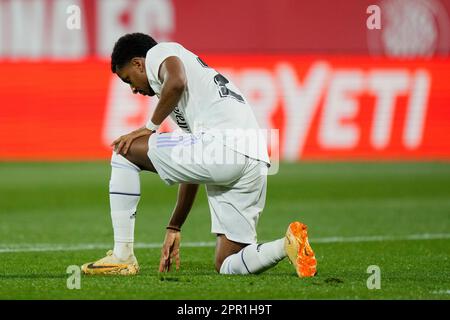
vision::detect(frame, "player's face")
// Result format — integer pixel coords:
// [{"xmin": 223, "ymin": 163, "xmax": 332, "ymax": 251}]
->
[{"xmin": 116, "ymin": 58, "xmax": 155, "ymax": 96}]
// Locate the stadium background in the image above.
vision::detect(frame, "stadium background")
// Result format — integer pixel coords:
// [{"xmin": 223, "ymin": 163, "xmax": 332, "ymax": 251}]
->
[
  {"xmin": 0, "ymin": 0, "xmax": 449, "ymax": 300},
  {"xmin": 1, "ymin": 0, "xmax": 449, "ymax": 161}
]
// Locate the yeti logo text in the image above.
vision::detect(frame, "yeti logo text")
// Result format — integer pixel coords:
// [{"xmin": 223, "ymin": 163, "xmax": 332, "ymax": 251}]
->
[
  {"xmin": 366, "ymin": 265, "xmax": 381, "ymax": 289},
  {"xmin": 66, "ymin": 265, "xmax": 81, "ymax": 289},
  {"xmin": 367, "ymin": 5, "xmax": 381, "ymax": 30},
  {"xmin": 66, "ymin": 5, "xmax": 81, "ymax": 30}
]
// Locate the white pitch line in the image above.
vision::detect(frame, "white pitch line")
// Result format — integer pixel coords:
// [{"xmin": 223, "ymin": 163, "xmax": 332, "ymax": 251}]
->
[
  {"xmin": 0, "ymin": 242, "xmax": 216, "ymax": 253},
  {"xmin": 431, "ymin": 290, "xmax": 450, "ymax": 295},
  {"xmin": 0, "ymin": 233, "xmax": 449, "ymax": 253}
]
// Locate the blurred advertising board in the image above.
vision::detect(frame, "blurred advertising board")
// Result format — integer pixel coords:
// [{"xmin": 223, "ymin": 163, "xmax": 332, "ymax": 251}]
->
[{"xmin": 0, "ymin": 56, "xmax": 449, "ymax": 160}]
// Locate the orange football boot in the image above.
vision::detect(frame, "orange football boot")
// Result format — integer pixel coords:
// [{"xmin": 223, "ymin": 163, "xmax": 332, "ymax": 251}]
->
[{"xmin": 284, "ymin": 221, "xmax": 317, "ymax": 277}]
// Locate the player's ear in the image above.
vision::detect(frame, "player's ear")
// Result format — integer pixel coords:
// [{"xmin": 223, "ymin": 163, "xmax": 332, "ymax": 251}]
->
[{"xmin": 130, "ymin": 57, "xmax": 145, "ymax": 72}]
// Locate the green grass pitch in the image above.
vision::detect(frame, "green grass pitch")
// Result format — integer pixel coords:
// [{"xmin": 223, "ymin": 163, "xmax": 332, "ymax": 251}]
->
[{"xmin": 0, "ymin": 162, "xmax": 449, "ymax": 299}]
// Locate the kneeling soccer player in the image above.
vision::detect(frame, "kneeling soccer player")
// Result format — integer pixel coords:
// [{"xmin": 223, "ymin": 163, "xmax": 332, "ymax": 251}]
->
[{"xmin": 81, "ymin": 33, "xmax": 317, "ymax": 277}]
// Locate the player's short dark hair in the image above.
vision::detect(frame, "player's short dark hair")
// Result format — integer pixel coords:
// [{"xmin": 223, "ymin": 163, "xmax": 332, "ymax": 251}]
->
[{"xmin": 111, "ymin": 33, "xmax": 158, "ymax": 73}]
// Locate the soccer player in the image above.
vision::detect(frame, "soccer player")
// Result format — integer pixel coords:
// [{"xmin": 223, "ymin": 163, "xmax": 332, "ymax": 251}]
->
[{"xmin": 81, "ymin": 33, "xmax": 317, "ymax": 277}]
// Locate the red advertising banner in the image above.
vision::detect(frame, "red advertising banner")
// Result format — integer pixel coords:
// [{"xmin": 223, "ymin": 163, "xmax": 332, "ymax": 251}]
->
[{"xmin": 0, "ymin": 56, "xmax": 449, "ymax": 161}]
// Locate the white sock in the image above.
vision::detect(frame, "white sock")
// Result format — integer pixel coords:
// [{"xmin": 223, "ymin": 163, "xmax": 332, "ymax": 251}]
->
[
  {"xmin": 109, "ymin": 152, "xmax": 141, "ymax": 260},
  {"xmin": 219, "ymin": 238, "xmax": 286, "ymax": 275}
]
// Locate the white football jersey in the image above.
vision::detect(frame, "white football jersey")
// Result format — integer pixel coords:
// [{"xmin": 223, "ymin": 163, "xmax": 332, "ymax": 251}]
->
[{"xmin": 145, "ymin": 42, "xmax": 270, "ymax": 165}]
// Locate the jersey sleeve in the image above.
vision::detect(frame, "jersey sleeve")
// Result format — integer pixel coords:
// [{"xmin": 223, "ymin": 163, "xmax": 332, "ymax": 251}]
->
[{"xmin": 145, "ymin": 43, "xmax": 180, "ymax": 84}]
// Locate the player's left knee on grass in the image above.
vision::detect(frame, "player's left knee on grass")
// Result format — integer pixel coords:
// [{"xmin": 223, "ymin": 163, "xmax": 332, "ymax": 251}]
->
[
  {"xmin": 215, "ymin": 250, "xmax": 235, "ymax": 273},
  {"xmin": 214, "ymin": 235, "xmax": 247, "ymax": 273},
  {"xmin": 215, "ymin": 254, "xmax": 230, "ymax": 273},
  {"xmin": 217, "ymin": 238, "xmax": 286, "ymax": 275}
]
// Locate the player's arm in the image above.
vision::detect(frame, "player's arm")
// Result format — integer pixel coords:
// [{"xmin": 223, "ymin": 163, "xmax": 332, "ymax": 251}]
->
[
  {"xmin": 160, "ymin": 183, "xmax": 200, "ymax": 272},
  {"xmin": 168, "ymin": 183, "xmax": 200, "ymax": 230},
  {"xmin": 150, "ymin": 56, "xmax": 187, "ymax": 127}
]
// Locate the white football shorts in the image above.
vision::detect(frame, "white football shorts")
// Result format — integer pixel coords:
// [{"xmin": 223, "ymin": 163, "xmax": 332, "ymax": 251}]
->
[{"xmin": 147, "ymin": 131, "xmax": 267, "ymax": 244}]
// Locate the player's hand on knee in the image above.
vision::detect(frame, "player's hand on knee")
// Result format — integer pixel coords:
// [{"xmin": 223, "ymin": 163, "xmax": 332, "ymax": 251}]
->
[
  {"xmin": 111, "ymin": 134, "xmax": 131, "ymax": 155},
  {"xmin": 111, "ymin": 127, "xmax": 153, "ymax": 155},
  {"xmin": 159, "ymin": 228, "xmax": 181, "ymax": 272}
]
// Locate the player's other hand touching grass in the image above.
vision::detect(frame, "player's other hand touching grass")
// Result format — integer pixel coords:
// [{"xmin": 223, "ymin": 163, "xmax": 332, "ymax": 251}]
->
[
  {"xmin": 159, "ymin": 228, "xmax": 181, "ymax": 272},
  {"xmin": 111, "ymin": 127, "xmax": 153, "ymax": 155}
]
